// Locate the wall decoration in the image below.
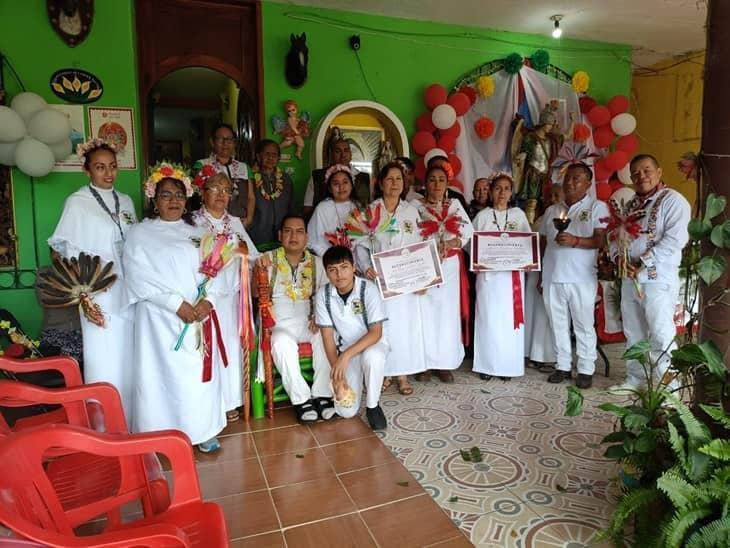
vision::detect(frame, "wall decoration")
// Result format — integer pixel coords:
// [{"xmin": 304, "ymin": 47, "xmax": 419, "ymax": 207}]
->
[
  {"xmin": 271, "ymin": 100, "xmax": 310, "ymax": 159},
  {"xmin": 88, "ymin": 107, "xmax": 136, "ymax": 169},
  {"xmin": 51, "ymin": 104, "xmax": 85, "ymax": 172},
  {"xmin": 47, "ymin": 0, "xmax": 94, "ymax": 47},
  {"xmin": 0, "ymin": 167, "xmax": 17, "ymax": 269},
  {"xmin": 285, "ymin": 33, "xmax": 308, "ymax": 88},
  {"xmin": 49, "ymin": 68, "xmax": 103, "ymax": 103}
]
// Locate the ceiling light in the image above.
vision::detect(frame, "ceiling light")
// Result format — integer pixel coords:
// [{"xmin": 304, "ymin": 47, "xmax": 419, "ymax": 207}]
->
[{"xmin": 551, "ymin": 15, "xmax": 563, "ymax": 39}]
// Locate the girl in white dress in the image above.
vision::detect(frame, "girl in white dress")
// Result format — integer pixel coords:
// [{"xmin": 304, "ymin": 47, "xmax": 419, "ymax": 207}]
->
[
  {"xmin": 49, "ymin": 139, "xmax": 137, "ymax": 419},
  {"xmin": 125, "ymin": 172, "xmax": 234, "ymax": 453},
  {"xmin": 472, "ymin": 174, "xmax": 531, "ymax": 380},
  {"xmin": 354, "ymin": 161, "xmax": 426, "ymax": 395},
  {"xmin": 193, "ymin": 170, "xmax": 259, "ymax": 422},
  {"xmin": 307, "ymin": 164, "xmax": 357, "ymax": 256},
  {"xmin": 412, "ymin": 165, "xmax": 473, "ymax": 382}
]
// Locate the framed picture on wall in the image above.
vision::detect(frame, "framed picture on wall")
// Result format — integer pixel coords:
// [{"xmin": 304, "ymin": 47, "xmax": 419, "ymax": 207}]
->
[
  {"xmin": 338, "ymin": 126, "xmax": 384, "ymax": 175},
  {"xmin": 88, "ymin": 107, "xmax": 137, "ymax": 169},
  {"xmin": 51, "ymin": 104, "xmax": 86, "ymax": 172}
]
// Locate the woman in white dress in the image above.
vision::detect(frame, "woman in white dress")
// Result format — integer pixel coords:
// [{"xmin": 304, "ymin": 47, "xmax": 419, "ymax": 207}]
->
[
  {"xmin": 193, "ymin": 169, "xmax": 259, "ymax": 422},
  {"xmin": 355, "ymin": 161, "xmax": 426, "ymax": 395},
  {"xmin": 412, "ymin": 165, "xmax": 473, "ymax": 383},
  {"xmin": 472, "ymin": 174, "xmax": 531, "ymax": 381},
  {"xmin": 48, "ymin": 139, "xmax": 137, "ymax": 419},
  {"xmin": 124, "ymin": 171, "xmax": 233, "ymax": 453},
  {"xmin": 307, "ymin": 164, "xmax": 357, "ymax": 256}
]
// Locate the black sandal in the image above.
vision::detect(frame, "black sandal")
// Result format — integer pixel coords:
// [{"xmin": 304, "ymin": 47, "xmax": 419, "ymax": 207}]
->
[
  {"xmin": 295, "ymin": 400, "xmax": 318, "ymax": 422},
  {"xmin": 314, "ymin": 398, "xmax": 337, "ymax": 421}
]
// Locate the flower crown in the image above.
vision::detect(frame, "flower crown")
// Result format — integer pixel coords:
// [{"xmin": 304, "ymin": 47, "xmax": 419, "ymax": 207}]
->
[
  {"xmin": 193, "ymin": 164, "xmax": 218, "ymax": 191},
  {"xmin": 324, "ymin": 164, "xmax": 352, "ymax": 183},
  {"xmin": 144, "ymin": 162, "xmax": 194, "ymax": 198},
  {"xmin": 77, "ymin": 138, "xmax": 116, "ymax": 164},
  {"xmin": 488, "ymin": 171, "xmax": 513, "ymax": 186}
]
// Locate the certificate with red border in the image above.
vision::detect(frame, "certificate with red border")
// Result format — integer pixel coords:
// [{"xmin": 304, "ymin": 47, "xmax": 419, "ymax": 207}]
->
[
  {"xmin": 471, "ymin": 231, "xmax": 541, "ymax": 272},
  {"xmin": 372, "ymin": 240, "xmax": 444, "ymax": 300}
]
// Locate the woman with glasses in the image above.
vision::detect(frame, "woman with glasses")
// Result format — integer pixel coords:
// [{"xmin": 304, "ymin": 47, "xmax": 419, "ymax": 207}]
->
[
  {"xmin": 124, "ymin": 167, "xmax": 235, "ymax": 453},
  {"xmin": 192, "ymin": 168, "xmax": 258, "ymax": 422},
  {"xmin": 193, "ymin": 123, "xmax": 255, "ymax": 229},
  {"xmin": 248, "ymin": 139, "xmax": 295, "ymax": 246}
]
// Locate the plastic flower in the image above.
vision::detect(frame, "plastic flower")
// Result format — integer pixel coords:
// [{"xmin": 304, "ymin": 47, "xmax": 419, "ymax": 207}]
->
[
  {"xmin": 476, "ymin": 75, "xmax": 495, "ymax": 98},
  {"xmin": 474, "ymin": 117, "xmax": 495, "ymax": 140},
  {"xmin": 572, "ymin": 71, "xmax": 590, "ymax": 94},
  {"xmin": 144, "ymin": 162, "xmax": 194, "ymax": 198},
  {"xmin": 193, "ymin": 164, "xmax": 219, "ymax": 190}
]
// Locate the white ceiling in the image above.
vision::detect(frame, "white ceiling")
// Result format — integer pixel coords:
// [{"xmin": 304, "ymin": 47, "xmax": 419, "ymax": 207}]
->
[{"xmin": 275, "ymin": 0, "xmax": 707, "ymax": 67}]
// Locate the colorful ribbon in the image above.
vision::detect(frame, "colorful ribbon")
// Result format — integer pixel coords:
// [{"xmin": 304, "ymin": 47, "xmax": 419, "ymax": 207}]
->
[
  {"xmin": 202, "ymin": 309, "xmax": 228, "ymax": 382},
  {"xmin": 511, "ymin": 271, "xmax": 524, "ymax": 330}
]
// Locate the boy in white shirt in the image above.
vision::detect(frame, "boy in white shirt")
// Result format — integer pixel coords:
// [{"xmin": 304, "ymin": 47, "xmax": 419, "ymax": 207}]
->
[
  {"xmin": 540, "ymin": 163, "xmax": 608, "ymax": 388},
  {"xmin": 315, "ymin": 245, "xmax": 389, "ymax": 430}
]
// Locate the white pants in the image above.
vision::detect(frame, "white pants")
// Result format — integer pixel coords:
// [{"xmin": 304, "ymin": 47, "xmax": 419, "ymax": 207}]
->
[
  {"xmin": 271, "ymin": 318, "xmax": 331, "ymax": 405},
  {"xmin": 544, "ymin": 282, "xmax": 598, "ymax": 375},
  {"xmin": 336, "ymin": 340, "xmax": 388, "ymax": 419},
  {"xmin": 621, "ymin": 281, "xmax": 678, "ymax": 388}
]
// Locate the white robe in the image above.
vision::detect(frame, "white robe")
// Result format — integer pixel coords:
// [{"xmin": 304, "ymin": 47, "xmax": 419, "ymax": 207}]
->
[
  {"xmin": 524, "ymin": 271, "xmax": 556, "ymax": 363},
  {"xmin": 412, "ymin": 199, "xmax": 474, "ymax": 370},
  {"xmin": 48, "ymin": 184, "xmax": 137, "ymax": 420},
  {"xmin": 353, "ymin": 199, "xmax": 426, "ymax": 376},
  {"xmin": 193, "ymin": 208, "xmax": 259, "ymax": 411},
  {"xmin": 123, "ymin": 219, "xmax": 232, "ymax": 445},
  {"xmin": 472, "ymin": 207, "xmax": 531, "ymax": 377},
  {"xmin": 307, "ymin": 199, "xmax": 356, "ymax": 256}
]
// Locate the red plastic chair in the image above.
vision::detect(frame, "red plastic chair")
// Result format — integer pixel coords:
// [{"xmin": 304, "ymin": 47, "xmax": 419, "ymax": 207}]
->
[
  {"xmin": 0, "ymin": 424, "xmax": 229, "ymax": 547},
  {"xmin": 0, "ymin": 381, "xmax": 170, "ymax": 525}
]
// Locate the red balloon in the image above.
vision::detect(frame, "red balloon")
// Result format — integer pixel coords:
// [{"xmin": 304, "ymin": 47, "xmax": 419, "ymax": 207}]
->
[
  {"xmin": 616, "ymin": 134, "xmax": 639, "ymax": 155},
  {"xmin": 440, "ymin": 123, "xmax": 461, "ymax": 138},
  {"xmin": 424, "ymin": 84, "xmax": 448, "ymax": 110},
  {"xmin": 607, "ymin": 95, "xmax": 630, "ymax": 116},
  {"xmin": 604, "ymin": 150, "xmax": 629, "ymax": 172},
  {"xmin": 579, "ymin": 96, "xmax": 597, "ymax": 114},
  {"xmin": 459, "ymin": 85, "xmax": 477, "ymax": 105},
  {"xmin": 609, "ymin": 178, "xmax": 623, "ymax": 193},
  {"xmin": 594, "ymin": 159, "xmax": 611, "ymax": 182},
  {"xmin": 447, "ymin": 153, "xmax": 462, "ymax": 176},
  {"xmin": 572, "ymin": 123, "xmax": 591, "ymax": 143},
  {"xmin": 416, "ymin": 111, "xmax": 436, "ymax": 133},
  {"xmin": 595, "ymin": 182, "xmax": 612, "ymax": 201},
  {"xmin": 593, "ymin": 126, "xmax": 616, "ymax": 148},
  {"xmin": 587, "ymin": 105, "xmax": 612, "ymax": 127},
  {"xmin": 412, "ymin": 131, "xmax": 437, "ymax": 156},
  {"xmin": 447, "ymin": 92, "xmax": 471, "ymax": 116},
  {"xmin": 414, "ymin": 158, "xmax": 426, "ymax": 181},
  {"xmin": 437, "ymin": 134, "xmax": 457, "ymax": 153}
]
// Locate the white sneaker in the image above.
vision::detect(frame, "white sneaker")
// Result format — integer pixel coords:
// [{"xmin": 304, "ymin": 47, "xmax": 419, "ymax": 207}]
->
[{"xmin": 607, "ymin": 382, "xmax": 641, "ymax": 394}]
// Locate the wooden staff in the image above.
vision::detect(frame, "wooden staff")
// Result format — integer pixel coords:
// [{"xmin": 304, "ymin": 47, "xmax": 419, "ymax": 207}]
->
[
  {"xmin": 239, "ymin": 242, "xmax": 252, "ymax": 421},
  {"xmin": 254, "ymin": 263, "xmax": 276, "ymax": 419}
]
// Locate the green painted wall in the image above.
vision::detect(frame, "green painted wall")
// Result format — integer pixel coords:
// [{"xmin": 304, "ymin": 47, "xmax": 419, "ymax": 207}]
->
[
  {"xmin": 0, "ymin": 0, "xmax": 142, "ymax": 336},
  {"xmin": 0, "ymin": 0, "xmax": 631, "ymax": 337}
]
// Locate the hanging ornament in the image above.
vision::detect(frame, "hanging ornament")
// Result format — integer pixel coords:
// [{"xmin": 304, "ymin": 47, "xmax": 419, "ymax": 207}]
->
[
  {"xmin": 476, "ymin": 75, "xmax": 495, "ymax": 98},
  {"xmin": 474, "ymin": 116, "xmax": 495, "ymax": 140},
  {"xmin": 571, "ymin": 71, "xmax": 590, "ymax": 93}
]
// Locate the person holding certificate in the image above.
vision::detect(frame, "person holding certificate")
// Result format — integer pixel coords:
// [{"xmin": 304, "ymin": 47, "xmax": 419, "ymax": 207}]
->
[
  {"xmin": 472, "ymin": 173, "xmax": 531, "ymax": 381},
  {"xmin": 412, "ymin": 164, "xmax": 473, "ymax": 383},
  {"xmin": 354, "ymin": 161, "xmax": 427, "ymax": 396}
]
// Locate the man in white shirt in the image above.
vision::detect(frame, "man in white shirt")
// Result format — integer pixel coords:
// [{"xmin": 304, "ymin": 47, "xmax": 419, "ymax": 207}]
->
[
  {"xmin": 315, "ymin": 245, "xmax": 389, "ymax": 430},
  {"xmin": 610, "ymin": 154, "xmax": 691, "ymax": 391},
  {"xmin": 540, "ymin": 163, "xmax": 608, "ymax": 388},
  {"xmin": 260, "ymin": 215, "xmax": 332, "ymax": 422}
]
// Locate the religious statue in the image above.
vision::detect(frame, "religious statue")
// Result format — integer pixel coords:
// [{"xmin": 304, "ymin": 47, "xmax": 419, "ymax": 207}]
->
[
  {"xmin": 511, "ymin": 102, "xmax": 574, "ymax": 224},
  {"xmin": 271, "ymin": 100, "xmax": 310, "ymax": 160}
]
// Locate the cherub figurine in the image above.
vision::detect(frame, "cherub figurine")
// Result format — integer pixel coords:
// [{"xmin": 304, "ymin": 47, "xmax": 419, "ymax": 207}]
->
[{"xmin": 272, "ymin": 100, "xmax": 311, "ymax": 160}]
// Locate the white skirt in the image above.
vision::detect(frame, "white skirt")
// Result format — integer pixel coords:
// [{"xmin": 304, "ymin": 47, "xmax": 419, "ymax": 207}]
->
[{"xmin": 383, "ymin": 292, "xmax": 426, "ymax": 376}]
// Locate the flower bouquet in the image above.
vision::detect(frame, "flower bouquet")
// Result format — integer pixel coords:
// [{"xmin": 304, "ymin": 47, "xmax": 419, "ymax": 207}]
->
[{"xmin": 604, "ymin": 187, "xmax": 645, "ymax": 297}]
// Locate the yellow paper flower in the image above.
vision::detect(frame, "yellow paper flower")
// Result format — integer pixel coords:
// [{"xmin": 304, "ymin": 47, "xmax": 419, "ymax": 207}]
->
[
  {"xmin": 0, "ymin": 320, "xmax": 10, "ymax": 329},
  {"xmin": 476, "ymin": 75, "xmax": 495, "ymax": 98},
  {"xmin": 572, "ymin": 71, "xmax": 590, "ymax": 94}
]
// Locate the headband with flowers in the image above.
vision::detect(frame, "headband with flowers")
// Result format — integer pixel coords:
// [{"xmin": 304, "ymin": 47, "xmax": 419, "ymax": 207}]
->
[
  {"xmin": 428, "ymin": 159, "xmax": 454, "ymax": 182},
  {"xmin": 144, "ymin": 162, "xmax": 194, "ymax": 199},
  {"xmin": 487, "ymin": 171, "xmax": 513, "ymax": 186},
  {"xmin": 193, "ymin": 164, "xmax": 219, "ymax": 191},
  {"xmin": 324, "ymin": 163, "xmax": 352, "ymax": 183},
  {"xmin": 76, "ymin": 138, "xmax": 116, "ymax": 165}
]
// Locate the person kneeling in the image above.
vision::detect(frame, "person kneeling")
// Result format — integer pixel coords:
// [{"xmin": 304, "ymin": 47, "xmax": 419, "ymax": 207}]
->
[
  {"xmin": 260, "ymin": 215, "xmax": 334, "ymax": 422},
  {"xmin": 316, "ymin": 246, "xmax": 389, "ymax": 431}
]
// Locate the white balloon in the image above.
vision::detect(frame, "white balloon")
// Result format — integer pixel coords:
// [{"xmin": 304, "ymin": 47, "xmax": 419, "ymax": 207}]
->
[
  {"xmin": 0, "ymin": 106, "xmax": 27, "ymax": 143},
  {"xmin": 618, "ymin": 163, "xmax": 632, "ymax": 185},
  {"xmin": 28, "ymin": 108, "xmax": 71, "ymax": 145},
  {"xmin": 424, "ymin": 148, "xmax": 448, "ymax": 165},
  {"xmin": 610, "ymin": 113, "xmax": 637, "ymax": 136},
  {"xmin": 10, "ymin": 92, "xmax": 48, "ymax": 123},
  {"xmin": 0, "ymin": 141, "xmax": 19, "ymax": 166},
  {"xmin": 432, "ymin": 104, "xmax": 457, "ymax": 130},
  {"xmin": 14, "ymin": 137, "xmax": 56, "ymax": 177},
  {"xmin": 49, "ymin": 138, "xmax": 72, "ymax": 161}
]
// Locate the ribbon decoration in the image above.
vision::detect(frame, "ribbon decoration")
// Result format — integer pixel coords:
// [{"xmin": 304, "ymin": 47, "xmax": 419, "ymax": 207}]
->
[
  {"xmin": 511, "ymin": 271, "xmax": 524, "ymax": 330},
  {"xmin": 418, "ymin": 201, "xmax": 464, "ymax": 240},
  {"xmin": 344, "ymin": 204, "xmax": 398, "ymax": 242},
  {"xmin": 446, "ymin": 248, "xmax": 471, "ymax": 346},
  {"xmin": 325, "ymin": 227, "xmax": 353, "ymax": 249},
  {"xmin": 202, "ymin": 309, "xmax": 228, "ymax": 382}
]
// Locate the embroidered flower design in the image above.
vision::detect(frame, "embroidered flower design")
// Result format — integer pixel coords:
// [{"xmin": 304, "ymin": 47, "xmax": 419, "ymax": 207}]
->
[
  {"xmin": 506, "ymin": 221, "xmax": 519, "ymax": 231},
  {"xmin": 120, "ymin": 211, "xmax": 134, "ymax": 224},
  {"xmin": 579, "ymin": 210, "xmax": 591, "ymax": 222},
  {"xmin": 403, "ymin": 220, "xmax": 414, "ymax": 234}
]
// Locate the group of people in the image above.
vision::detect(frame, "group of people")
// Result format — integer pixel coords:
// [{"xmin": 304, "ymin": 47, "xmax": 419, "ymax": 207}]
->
[{"xmin": 47, "ymin": 123, "xmax": 690, "ymax": 452}]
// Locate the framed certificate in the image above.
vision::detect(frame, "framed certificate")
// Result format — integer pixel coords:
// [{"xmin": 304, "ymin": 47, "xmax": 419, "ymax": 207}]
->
[
  {"xmin": 372, "ymin": 240, "xmax": 444, "ymax": 300},
  {"xmin": 471, "ymin": 231, "xmax": 541, "ymax": 272}
]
